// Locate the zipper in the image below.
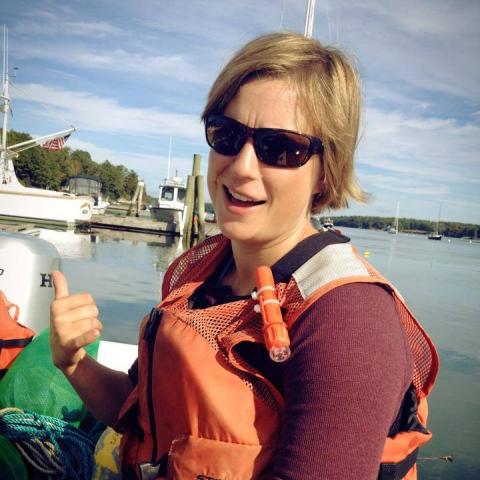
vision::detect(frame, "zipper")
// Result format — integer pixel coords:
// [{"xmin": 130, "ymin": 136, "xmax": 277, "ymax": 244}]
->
[{"xmin": 144, "ymin": 307, "xmax": 163, "ymax": 463}]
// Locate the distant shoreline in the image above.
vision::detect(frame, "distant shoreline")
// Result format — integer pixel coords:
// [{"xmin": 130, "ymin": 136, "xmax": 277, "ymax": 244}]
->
[{"xmin": 315, "ymin": 215, "xmax": 479, "ymax": 240}]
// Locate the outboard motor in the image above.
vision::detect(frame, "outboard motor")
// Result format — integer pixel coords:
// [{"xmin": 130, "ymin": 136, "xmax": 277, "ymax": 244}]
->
[{"xmin": 0, "ymin": 232, "xmax": 60, "ymax": 333}]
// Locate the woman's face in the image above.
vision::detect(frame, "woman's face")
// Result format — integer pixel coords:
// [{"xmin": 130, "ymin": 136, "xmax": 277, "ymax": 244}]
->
[{"xmin": 207, "ymin": 78, "xmax": 321, "ymax": 248}]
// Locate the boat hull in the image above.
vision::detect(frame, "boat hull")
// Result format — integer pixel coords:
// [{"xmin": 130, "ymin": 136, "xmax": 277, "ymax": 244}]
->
[
  {"xmin": 0, "ymin": 184, "xmax": 93, "ymax": 227},
  {"xmin": 150, "ymin": 206, "xmax": 182, "ymax": 223}
]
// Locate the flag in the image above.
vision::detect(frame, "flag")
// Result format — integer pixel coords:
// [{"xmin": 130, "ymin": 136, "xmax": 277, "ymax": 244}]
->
[{"xmin": 41, "ymin": 134, "xmax": 71, "ymax": 151}]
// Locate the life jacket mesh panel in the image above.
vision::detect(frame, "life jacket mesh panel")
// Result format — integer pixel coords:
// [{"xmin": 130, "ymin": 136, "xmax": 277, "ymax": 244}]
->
[
  {"xmin": 394, "ymin": 300, "xmax": 435, "ymax": 394},
  {"xmin": 163, "ymin": 236, "xmax": 228, "ymax": 296}
]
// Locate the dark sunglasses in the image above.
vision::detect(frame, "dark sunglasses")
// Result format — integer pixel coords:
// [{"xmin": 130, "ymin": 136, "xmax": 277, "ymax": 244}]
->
[{"xmin": 205, "ymin": 113, "xmax": 323, "ymax": 168}]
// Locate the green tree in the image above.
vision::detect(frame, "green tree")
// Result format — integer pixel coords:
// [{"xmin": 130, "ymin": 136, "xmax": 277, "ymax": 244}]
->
[
  {"xmin": 124, "ymin": 170, "xmax": 139, "ymax": 199},
  {"xmin": 98, "ymin": 160, "xmax": 124, "ymax": 200}
]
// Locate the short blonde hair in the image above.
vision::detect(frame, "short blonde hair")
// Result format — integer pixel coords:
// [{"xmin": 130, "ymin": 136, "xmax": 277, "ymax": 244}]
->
[{"xmin": 201, "ymin": 32, "xmax": 368, "ymax": 212}]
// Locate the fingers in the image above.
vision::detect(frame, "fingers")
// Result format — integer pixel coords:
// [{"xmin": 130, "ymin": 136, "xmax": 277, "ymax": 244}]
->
[
  {"xmin": 53, "ymin": 303, "xmax": 100, "ymax": 324},
  {"xmin": 56, "ymin": 319, "xmax": 102, "ymax": 350},
  {"xmin": 51, "ymin": 292, "xmax": 96, "ymax": 315},
  {"xmin": 53, "ymin": 270, "xmax": 69, "ymax": 300},
  {"xmin": 67, "ymin": 329, "xmax": 101, "ymax": 350},
  {"xmin": 53, "ymin": 306, "xmax": 103, "ymax": 342}
]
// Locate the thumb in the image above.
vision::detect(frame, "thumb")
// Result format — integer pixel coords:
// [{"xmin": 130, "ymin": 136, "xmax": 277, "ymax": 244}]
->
[{"xmin": 52, "ymin": 270, "xmax": 69, "ymax": 299}]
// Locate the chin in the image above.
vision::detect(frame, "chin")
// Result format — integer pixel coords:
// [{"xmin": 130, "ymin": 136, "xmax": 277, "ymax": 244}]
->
[{"xmin": 217, "ymin": 220, "xmax": 264, "ymax": 244}]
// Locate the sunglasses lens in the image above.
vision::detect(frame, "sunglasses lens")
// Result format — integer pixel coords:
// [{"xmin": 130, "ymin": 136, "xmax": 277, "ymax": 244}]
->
[
  {"xmin": 206, "ymin": 115, "xmax": 246, "ymax": 156},
  {"xmin": 256, "ymin": 130, "xmax": 311, "ymax": 167}
]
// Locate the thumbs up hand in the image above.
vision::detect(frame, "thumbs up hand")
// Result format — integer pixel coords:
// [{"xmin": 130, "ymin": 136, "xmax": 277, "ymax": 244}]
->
[{"xmin": 50, "ymin": 271, "xmax": 103, "ymax": 375}]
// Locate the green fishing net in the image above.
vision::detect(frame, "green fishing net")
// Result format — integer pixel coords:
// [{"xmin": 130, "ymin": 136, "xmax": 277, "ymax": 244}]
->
[{"xmin": 0, "ymin": 328, "xmax": 99, "ymax": 427}]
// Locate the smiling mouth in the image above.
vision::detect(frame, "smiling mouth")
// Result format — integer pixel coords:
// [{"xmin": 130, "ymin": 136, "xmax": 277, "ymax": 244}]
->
[{"xmin": 224, "ymin": 186, "xmax": 266, "ymax": 207}]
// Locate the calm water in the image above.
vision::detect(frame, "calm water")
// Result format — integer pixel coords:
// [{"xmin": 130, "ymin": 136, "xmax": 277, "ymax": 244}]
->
[{"xmin": 39, "ymin": 226, "xmax": 480, "ymax": 480}]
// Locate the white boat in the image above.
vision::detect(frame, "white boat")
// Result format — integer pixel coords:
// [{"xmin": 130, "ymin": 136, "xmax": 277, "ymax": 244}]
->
[
  {"xmin": 427, "ymin": 205, "xmax": 443, "ymax": 241},
  {"xmin": 149, "ymin": 176, "xmax": 187, "ymax": 234},
  {"xmin": 323, "ymin": 217, "xmax": 335, "ymax": 230},
  {"xmin": 149, "ymin": 136, "xmax": 188, "ymax": 235},
  {"xmin": 0, "ymin": 27, "xmax": 93, "ymax": 227},
  {"xmin": 387, "ymin": 202, "xmax": 400, "ymax": 234}
]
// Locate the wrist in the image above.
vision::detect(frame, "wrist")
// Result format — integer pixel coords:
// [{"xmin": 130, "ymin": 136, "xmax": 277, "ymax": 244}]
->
[{"xmin": 59, "ymin": 349, "xmax": 87, "ymax": 378}]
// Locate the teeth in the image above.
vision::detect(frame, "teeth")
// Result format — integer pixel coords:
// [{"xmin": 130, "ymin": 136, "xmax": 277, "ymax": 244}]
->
[{"xmin": 228, "ymin": 188, "xmax": 254, "ymax": 202}]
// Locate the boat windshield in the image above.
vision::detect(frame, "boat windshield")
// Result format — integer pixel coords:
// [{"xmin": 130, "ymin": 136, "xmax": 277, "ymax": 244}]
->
[
  {"xmin": 161, "ymin": 187, "xmax": 175, "ymax": 201},
  {"xmin": 177, "ymin": 188, "xmax": 186, "ymax": 202}
]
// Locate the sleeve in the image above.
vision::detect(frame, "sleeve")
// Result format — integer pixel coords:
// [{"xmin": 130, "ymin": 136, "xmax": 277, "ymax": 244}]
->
[{"xmin": 270, "ymin": 282, "xmax": 413, "ymax": 480}]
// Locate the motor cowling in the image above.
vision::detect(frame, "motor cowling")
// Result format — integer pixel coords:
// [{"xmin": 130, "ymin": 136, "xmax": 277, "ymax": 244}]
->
[{"xmin": 0, "ymin": 232, "xmax": 60, "ymax": 333}]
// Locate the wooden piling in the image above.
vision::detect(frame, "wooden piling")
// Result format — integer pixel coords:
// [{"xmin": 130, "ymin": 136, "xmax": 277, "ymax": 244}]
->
[
  {"xmin": 192, "ymin": 154, "xmax": 202, "ymax": 177},
  {"xmin": 183, "ymin": 174, "xmax": 196, "ymax": 248},
  {"xmin": 196, "ymin": 175, "xmax": 205, "ymax": 242}
]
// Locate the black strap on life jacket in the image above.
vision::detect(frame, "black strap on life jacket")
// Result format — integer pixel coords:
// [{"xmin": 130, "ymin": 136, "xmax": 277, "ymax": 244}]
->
[
  {"xmin": 378, "ymin": 448, "xmax": 419, "ymax": 480},
  {"xmin": 377, "ymin": 383, "xmax": 429, "ymax": 479},
  {"xmin": 0, "ymin": 337, "xmax": 33, "ymax": 348},
  {"xmin": 0, "ymin": 337, "xmax": 34, "ymax": 379},
  {"xmin": 387, "ymin": 383, "xmax": 429, "ymax": 437}
]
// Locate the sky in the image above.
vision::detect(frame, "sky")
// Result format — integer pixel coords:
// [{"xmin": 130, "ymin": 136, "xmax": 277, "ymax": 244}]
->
[{"xmin": 2, "ymin": 0, "xmax": 479, "ymax": 224}]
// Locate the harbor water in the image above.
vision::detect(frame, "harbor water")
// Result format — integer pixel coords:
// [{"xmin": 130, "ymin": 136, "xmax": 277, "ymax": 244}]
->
[{"xmin": 38, "ymin": 226, "xmax": 479, "ymax": 480}]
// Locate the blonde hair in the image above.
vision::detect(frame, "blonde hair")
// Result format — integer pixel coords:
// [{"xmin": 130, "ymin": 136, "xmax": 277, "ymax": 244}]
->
[{"xmin": 201, "ymin": 32, "xmax": 368, "ymax": 212}]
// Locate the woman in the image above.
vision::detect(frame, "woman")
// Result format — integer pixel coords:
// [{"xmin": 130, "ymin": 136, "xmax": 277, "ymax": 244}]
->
[{"xmin": 50, "ymin": 32, "xmax": 438, "ymax": 479}]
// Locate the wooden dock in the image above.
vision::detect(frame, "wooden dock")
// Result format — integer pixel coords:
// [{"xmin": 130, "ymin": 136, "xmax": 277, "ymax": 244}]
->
[
  {"xmin": 0, "ymin": 222, "xmax": 41, "ymax": 236},
  {"xmin": 88, "ymin": 214, "xmax": 180, "ymax": 235}
]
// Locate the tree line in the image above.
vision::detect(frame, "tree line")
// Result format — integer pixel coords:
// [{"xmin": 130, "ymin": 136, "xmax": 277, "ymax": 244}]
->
[
  {"xmin": 4, "ymin": 129, "xmax": 141, "ymax": 201},
  {"xmin": 327, "ymin": 215, "xmax": 479, "ymax": 239}
]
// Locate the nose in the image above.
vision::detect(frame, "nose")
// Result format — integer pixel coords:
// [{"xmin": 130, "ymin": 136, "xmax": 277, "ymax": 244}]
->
[{"xmin": 229, "ymin": 137, "xmax": 260, "ymax": 179}]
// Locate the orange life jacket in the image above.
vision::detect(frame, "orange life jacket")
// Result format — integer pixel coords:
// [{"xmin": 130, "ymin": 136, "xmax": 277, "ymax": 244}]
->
[
  {"xmin": 0, "ymin": 290, "xmax": 35, "ymax": 379},
  {"xmin": 117, "ymin": 234, "xmax": 438, "ymax": 480}
]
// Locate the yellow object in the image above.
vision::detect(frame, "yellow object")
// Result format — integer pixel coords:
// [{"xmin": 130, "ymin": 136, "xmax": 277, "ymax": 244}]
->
[
  {"xmin": 92, "ymin": 427, "xmax": 122, "ymax": 479},
  {"xmin": 364, "ymin": 251, "xmax": 370, "ymax": 257}
]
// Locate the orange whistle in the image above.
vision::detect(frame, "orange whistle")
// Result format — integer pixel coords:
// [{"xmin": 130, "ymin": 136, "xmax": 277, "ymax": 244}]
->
[{"xmin": 252, "ymin": 266, "xmax": 291, "ymax": 363}]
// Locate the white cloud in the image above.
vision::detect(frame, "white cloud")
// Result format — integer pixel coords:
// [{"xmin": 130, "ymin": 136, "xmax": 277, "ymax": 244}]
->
[
  {"xmin": 12, "ymin": 83, "xmax": 204, "ymax": 140},
  {"xmin": 16, "ymin": 17, "xmax": 122, "ymax": 38},
  {"xmin": 330, "ymin": 0, "xmax": 480, "ymax": 103},
  {"xmin": 13, "ymin": 44, "xmax": 206, "ymax": 83},
  {"xmin": 358, "ymin": 107, "xmax": 480, "ymax": 186}
]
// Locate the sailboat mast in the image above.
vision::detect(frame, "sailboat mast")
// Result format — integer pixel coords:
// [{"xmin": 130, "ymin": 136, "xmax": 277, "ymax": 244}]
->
[
  {"xmin": 304, "ymin": 0, "xmax": 316, "ymax": 38},
  {"xmin": 1, "ymin": 26, "xmax": 10, "ymax": 183},
  {"xmin": 1, "ymin": 26, "xmax": 9, "ymax": 152}
]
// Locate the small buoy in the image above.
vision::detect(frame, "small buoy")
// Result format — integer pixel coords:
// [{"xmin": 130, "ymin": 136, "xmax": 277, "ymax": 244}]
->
[{"xmin": 364, "ymin": 251, "xmax": 370, "ymax": 257}]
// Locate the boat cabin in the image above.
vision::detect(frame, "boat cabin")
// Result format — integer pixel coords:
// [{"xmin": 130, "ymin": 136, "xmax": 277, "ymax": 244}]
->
[
  {"xmin": 158, "ymin": 177, "xmax": 186, "ymax": 211},
  {"xmin": 68, "ymin": 175, "xmax": 103, "ymax": 206}
]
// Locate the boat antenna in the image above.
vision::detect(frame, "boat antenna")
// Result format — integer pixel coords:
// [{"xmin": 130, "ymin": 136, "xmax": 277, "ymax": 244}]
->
[
  {"xmin": 304, "ymin": 0, "xmax": 316, "ymax": 38},
  {"xmin": 167, "ymin": 135, "xmax": 172, "ymax": 179}
]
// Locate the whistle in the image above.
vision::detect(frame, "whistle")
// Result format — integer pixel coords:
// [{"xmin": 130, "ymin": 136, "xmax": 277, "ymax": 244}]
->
[{"xmin": 251, "ymin": 266, "xmax": 291, "ymax": 363}]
